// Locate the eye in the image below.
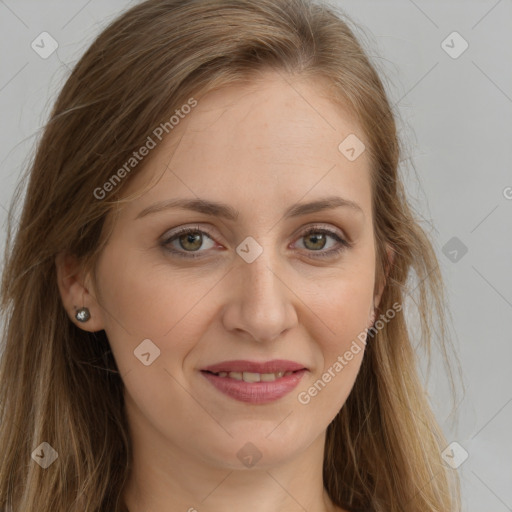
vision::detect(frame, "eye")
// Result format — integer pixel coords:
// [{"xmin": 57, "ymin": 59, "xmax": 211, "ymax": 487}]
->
[
  {"xmin": 160, "ymin": 224, "xmax": 352, "ymax": 259},
  {"xmin": 161, "ymin": 225, "xmax": 217, "ymax": 259},
  {"xmin": 293, "ymin": 225, "xmax": 351, "ymax": 259}
]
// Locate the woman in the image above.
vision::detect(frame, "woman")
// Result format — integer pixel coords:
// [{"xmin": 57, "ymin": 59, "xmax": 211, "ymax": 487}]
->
[{"xmin": 0, "ymin": 0, "xmax": 461, "ymax": 510}]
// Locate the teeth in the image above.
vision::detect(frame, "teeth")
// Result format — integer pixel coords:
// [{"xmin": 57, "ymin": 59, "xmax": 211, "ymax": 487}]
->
[
  {"xmin": 243, "ymin": 372, "xmax": 260, "ymax": 383},
  {"xmin": 213, "ymin": 370, "xmax": 297, "ymax": 381}
]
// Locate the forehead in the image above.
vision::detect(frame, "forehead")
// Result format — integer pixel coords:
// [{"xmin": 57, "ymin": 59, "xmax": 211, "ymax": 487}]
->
[
  {"xmin": 176, "ymin": 71, "xmax": 365, "ymax": 161},
  {"xmin": 119, "ymin": 71, "xmax": 372, "ymax": 219}
]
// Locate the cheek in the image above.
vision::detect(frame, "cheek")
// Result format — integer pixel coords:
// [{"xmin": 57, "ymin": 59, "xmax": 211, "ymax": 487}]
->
[
  {"xmin": 96, "ymin": 257, "xmax": 205, "ymax": 437},
  {"xmin": 96, "ymin": 244, "xmax": 210, "ymax": 337},
  {"xmin": 95, "ymin": 247, "xmax": 222, "ymax": 380},
  {"xmin": 300, "ymin": 265, "xmax": 375, "ymax": 350},
  {"xmin": 291, "ymin": 258, "xmax": 374, "ymax": 414},
  {"xmin": 295, "ymin": 276, "xmax": 371, "ymax": 415}
]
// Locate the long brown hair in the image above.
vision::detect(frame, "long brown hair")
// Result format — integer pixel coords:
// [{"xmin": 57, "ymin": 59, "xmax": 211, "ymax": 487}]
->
[{"xmin": 0, "ymin": 0, "xmax": 461, "ymax": 510}]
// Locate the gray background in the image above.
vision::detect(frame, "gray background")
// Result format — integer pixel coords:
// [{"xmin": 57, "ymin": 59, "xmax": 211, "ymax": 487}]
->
[{"xmin": 1, "ymin": 1, "xmax": 511, "ymax": 510}]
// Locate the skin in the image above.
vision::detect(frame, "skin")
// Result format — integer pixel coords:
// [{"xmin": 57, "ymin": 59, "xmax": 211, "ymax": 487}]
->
[{"xmin": 56, "ymin": 70, "xmax": 391, "ymax": 512}]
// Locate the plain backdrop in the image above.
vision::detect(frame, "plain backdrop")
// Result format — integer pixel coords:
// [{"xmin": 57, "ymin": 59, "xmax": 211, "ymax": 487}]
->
[{"xmin": 1, "ymin": 1, "xmax": 511, "ymax": 511}]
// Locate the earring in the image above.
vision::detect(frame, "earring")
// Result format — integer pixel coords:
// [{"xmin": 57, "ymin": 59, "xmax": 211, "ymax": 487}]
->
[
  {"xmin": 75, "ymin": 289, "xmax": 90, "ymax": 323},
  {"xmin": 75, "ymin": 307, "xmax": 91, "ymax": 322}
]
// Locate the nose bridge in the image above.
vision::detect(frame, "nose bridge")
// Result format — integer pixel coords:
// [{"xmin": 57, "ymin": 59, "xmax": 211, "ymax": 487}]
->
[
  {"xmin": 225, "ymin": 238, "xmax": 297, "ymax": 342},
  {"xmin": 239, "ymin": 242, "xmax": 284, "ymax": 309},
  {"xmin": 236, "ymin": 229, "xmax": 281, "ymax": 287}
]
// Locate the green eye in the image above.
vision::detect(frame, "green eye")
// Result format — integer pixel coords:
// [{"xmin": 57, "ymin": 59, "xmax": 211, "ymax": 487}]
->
[{"xmin": 161, "ymin": 225, "xmax": 351, "ymax": 259}]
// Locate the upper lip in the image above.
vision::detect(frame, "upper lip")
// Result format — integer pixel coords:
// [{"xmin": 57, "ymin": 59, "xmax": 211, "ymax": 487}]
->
[{"xmin": 201, "ymin": 359, "xmax": 307, "ymax": 374}]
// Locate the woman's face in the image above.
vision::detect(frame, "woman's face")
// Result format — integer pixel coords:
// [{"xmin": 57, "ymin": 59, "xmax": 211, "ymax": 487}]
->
[{"xmin": 70, "ymin": 71, "xmax": 385, "ymax": 470}]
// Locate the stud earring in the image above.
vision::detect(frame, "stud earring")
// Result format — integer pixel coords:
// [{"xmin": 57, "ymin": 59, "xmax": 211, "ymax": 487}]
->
[
  {"xmin": 74, "ymin": 289, "xmax": 91, "ymax": 323},
  {"xmin": 75, "ymin": 307, "xmax": 91, "ymax": 322}
]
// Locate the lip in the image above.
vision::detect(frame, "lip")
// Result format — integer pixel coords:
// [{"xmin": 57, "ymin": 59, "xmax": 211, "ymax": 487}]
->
[
  {"xmin": 200, "ymin": 368, "xmax": 307, "ymax": 404},
  {"xmin": 200, "ymin": 359, "xmax": 308, "ymax": 404},
  {"xmin": 201, "ymin": 359, "xmax": 307, "ymax": 374}
]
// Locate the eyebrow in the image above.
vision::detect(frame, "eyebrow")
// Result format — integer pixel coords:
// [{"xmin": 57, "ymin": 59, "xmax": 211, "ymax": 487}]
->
[{"xmin": 135, "ymin": 195, "xmax": 364, "ymax": 221}]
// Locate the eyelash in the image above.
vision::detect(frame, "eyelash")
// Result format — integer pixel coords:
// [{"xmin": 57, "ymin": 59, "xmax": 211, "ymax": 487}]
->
[{"xmin": 160, "ymin": 224, "xmax": 352, "ymax": 260}]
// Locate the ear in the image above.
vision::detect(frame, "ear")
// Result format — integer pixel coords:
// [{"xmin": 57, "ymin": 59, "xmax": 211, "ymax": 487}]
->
[
  {"xmin": 55, "ymin": 251, "xmax": 106, "ymax": 332},
  {"xmin": 373, "ymin": 244, "xmax": 395, "ymax": 312}
]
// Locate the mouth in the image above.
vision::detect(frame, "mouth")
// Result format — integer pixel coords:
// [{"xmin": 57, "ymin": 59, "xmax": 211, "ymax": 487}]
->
[
  {"xmin": 200, "ymin": 359, "xmax": 307, "ymax": 378},
  {"xmin": 201, "ymin": 368, "xmax": 304, "ymax": 383},
  {"xmin": 199, "ymin": 359, "xmax": 308, "ymax": 404}
]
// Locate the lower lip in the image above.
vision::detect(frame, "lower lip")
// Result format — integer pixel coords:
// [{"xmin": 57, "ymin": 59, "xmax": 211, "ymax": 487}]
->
[{"xmin": 200, "ymin": 370, "xmax": 307, "ymax": 404}]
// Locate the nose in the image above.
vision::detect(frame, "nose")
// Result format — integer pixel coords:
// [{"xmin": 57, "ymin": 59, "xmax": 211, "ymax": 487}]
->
[{"xmin": 221, "ymin": 249, "xmax": 298, "ymax": 343}]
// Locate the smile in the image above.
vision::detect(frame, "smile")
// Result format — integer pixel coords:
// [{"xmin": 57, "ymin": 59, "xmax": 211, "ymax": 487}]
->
[
  {"xmin": 200, "ymin": 368, "xmax": 307, "ymax": 404},
  {"xmin": 204, "ymin": 369, "xmax": 300, "ymax": 382}
]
